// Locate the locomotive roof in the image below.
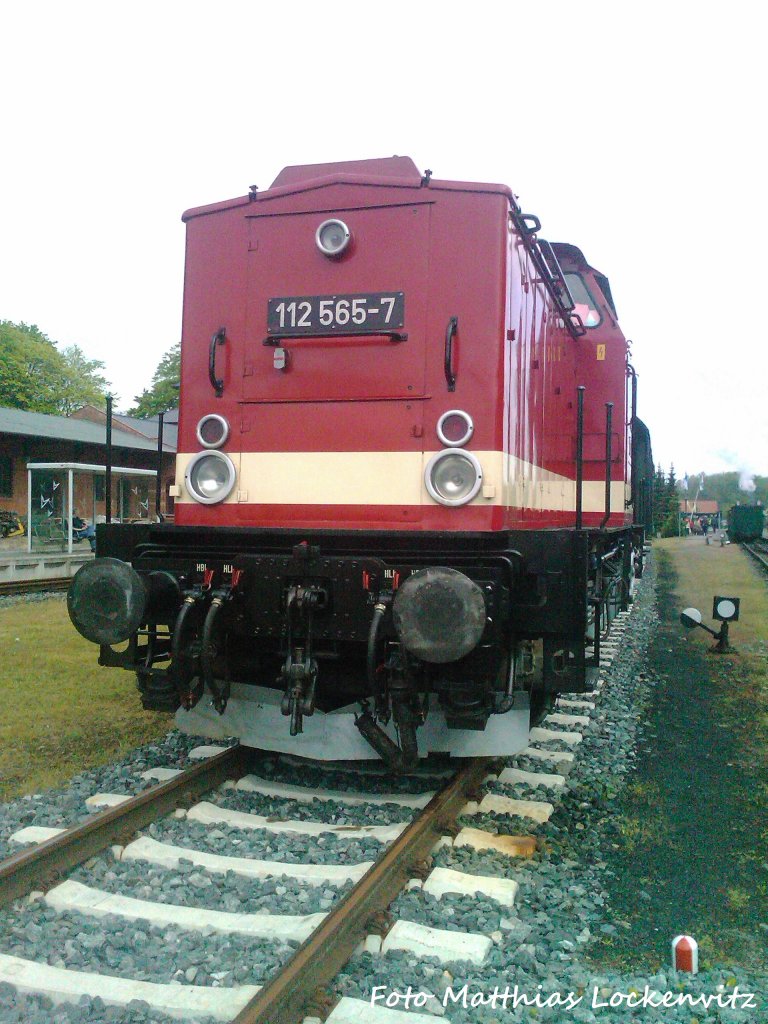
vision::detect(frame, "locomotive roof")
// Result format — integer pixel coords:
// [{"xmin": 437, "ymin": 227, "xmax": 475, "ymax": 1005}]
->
[
  {"xmin": 271, "ymin": 156, "xmax": 422, "ymax": 188},
  {"xmin": 182, "ymin": 156, "xmax": 515, "ymax": 222}
]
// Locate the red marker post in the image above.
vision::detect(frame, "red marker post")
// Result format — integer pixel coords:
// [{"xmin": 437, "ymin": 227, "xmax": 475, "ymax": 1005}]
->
[{"xmin": 672, "ymin": 934, "xmax": 699, "ymax": 974}]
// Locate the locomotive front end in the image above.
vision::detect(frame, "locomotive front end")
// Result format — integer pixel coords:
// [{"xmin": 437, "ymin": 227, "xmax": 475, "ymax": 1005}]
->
[
  {"xmin": 68, "ymin": 156, "xmax": 531, "ymax": 768},
  {"xmin": 69, "ymin": 155, "xmax": 647, "ymax": 769}
]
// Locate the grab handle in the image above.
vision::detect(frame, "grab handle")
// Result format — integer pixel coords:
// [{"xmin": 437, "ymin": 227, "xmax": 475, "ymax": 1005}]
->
[
  {"xmin": 444, "ymin": 316, "xmax": 459, "ymax": 392},
  {"xmin": 209, "ymin": 327, "xmax": 226, "ymax": 397}
]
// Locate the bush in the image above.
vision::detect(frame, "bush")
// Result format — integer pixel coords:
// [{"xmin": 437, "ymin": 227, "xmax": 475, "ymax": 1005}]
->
[{"xmin": 660, "ymin": 514, "xmax": 679, "ymax": 538}]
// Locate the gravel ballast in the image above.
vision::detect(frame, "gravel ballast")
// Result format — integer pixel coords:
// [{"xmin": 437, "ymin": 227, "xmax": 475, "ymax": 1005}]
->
[
  {"xmin": 2, "ymin": 553, "xmax": 767, "ymax": 1023},
  {"xmin": 334, "ymin": 557, "xmax": 768, "ymax": 1021},
  {"xmin": 0, "ymin": 732, "xmax": 238, "ymax": 863}
]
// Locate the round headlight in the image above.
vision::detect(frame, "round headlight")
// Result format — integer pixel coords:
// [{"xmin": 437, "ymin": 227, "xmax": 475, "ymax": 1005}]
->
[
  {"xmin": 185, "ymin": 451, "xmax": 237, "ymax": 505},
  {"xmin": 425, "ymin": 449, "xmax": 482, "ymax": 507},
  {"xmin": 196, "ymin": 414, "xmax": 230, "ymax": 449},
  {"xmin": 316, "ymin": 219, "xmax": 351, "ymax": 257},
  {"xmin": 436, "ymin": 409, "xmax": 474, "ymax": 447}
]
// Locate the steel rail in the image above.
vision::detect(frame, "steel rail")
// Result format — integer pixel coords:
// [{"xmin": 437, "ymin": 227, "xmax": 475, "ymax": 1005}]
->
[
  {"xmin": 0, "ymin": 577, "xmax": 71, "ymax": 596},
  {"xmin": 231, "ymin": 755, "xmax": 496, "ymax": 1024},
  {"xmin": 743, "ymin": 541, "xmax": 768, "ymax": 574},
  {"xmin": 0, "ymin": 744, "xmax": 245, "ymax": 907}
]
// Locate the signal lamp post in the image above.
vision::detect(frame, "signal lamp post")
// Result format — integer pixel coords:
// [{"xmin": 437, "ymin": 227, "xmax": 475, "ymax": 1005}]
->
[{"xmin": 680, "ymin": 597, "xmax": 740, "ymax": 652}]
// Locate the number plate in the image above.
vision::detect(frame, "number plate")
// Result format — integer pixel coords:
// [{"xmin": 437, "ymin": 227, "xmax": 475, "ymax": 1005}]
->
[{"xmin": 267, "ymin": 292, "xmax": 404, "ymax": 336}]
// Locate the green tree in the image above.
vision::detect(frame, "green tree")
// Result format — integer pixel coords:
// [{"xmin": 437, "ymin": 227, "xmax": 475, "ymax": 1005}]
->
[
  {"xmin": 682, "ymin": 471, "xmax": 768, "ymax": 511},
  {"xmin": 660, "ymin": 464, "xmax": 681, "ymax": 537},
  {"xmin": 0, "ymin": 321, "xmax": 110, "ymax": 414},
  {"xmin": 0, "ymin": 321, "xmax": 63, "ymax": 412},
  {"xmin": 651, "ymin": 464, "xmax": 667, "ymax": 535},
  {"xmin": 58, "ymin": 345, "xmax": 110, "ymax": 414},
  {"xmin": 129, "ymin": 342, "xmax": 180, "ymax": 417}
]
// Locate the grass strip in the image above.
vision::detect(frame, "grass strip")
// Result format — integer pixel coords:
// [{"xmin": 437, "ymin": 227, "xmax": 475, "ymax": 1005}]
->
[
  {"xmin": 0, "ymin": 597, "xmax": 170, "ymax": 801},
  {"xmin": 596, "ymin": 538, "xmax": 768, "ymax": 969}
]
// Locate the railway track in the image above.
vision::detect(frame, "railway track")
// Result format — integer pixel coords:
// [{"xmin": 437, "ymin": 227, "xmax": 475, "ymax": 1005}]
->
[
  {"xmin": 0, "ymin": 746, "xmax": 245, "ymax": 908},
  {"xmin": 0, "ymin": 614, "xmax": 632, "ymax": 1023},
  {"xmin": 743, "ymin": 539, "xmax": 768, "ymax": 575},
  {"xmin": 0, "ymin": 576, "xmax": 71, "ymax": 597}
]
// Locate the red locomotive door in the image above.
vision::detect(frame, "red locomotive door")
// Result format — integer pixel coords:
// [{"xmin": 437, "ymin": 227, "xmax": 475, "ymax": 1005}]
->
[{"xmin": 242, "ymin": 202, "xmax": 431, "ymax": 402}]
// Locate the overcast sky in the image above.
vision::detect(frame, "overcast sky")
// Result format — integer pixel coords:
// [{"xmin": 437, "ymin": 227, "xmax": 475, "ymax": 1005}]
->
[{"xmin": 2, "ymin": 1, "xmax": 765, "ymax": 482}]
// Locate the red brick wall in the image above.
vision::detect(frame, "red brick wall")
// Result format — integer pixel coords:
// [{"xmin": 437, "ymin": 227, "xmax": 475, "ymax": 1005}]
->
[{"xmin": 0, "ymin": 434, "xmax": 175, "ymax": 522}]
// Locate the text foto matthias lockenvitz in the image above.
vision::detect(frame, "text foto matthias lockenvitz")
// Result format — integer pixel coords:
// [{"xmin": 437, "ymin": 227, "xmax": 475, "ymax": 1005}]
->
[{"xmin": 370, "ymin": 982, "xmax": 758, "ymax": 1012}]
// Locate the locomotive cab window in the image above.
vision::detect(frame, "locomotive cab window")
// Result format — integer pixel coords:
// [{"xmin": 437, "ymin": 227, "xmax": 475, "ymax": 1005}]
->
[{"xmin": 564, "ymin": 273, "xmax": 601, "ymax": 327}]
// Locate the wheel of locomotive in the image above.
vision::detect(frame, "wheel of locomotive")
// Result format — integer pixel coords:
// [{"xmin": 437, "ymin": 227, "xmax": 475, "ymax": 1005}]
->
[
  {"xmin": 498, "ymin": 640, "xmax": 552, "ymax": 726},
  {"xmin": 602, "ymin": 574, "xmax": 623, "ymax": 637},
  {"xmin": 600, "ymin": 552, "xmax": 630, "ymax": 639},
  {"xmin": 528, "ymin": 676, "xmax": 555, "ymax": 725}
]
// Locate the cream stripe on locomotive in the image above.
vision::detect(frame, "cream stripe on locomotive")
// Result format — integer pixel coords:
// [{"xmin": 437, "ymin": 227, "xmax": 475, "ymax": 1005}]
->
[{"xmin": 173, "ymin": 451, "xmax": 629, "ymax": 513}]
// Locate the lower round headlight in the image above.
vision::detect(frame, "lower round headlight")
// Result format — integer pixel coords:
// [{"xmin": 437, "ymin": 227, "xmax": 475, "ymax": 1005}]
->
[
  {"xmin": 424, "ymin": 449, "xmax": 482, "ymax": 507},
  {"xmin": 185, "ymin": 451, "xmax": 237, "ymax": 505}
]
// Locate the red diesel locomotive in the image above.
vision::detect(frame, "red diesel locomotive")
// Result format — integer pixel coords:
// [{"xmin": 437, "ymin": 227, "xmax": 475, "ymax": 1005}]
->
[{"xmin": 69, "ymin": 156, "xmax": 650, "ymax": 770}]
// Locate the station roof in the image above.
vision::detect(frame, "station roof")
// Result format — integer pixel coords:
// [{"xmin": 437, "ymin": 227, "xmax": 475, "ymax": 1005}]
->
[
  {"xmin": 27, "ymin": 462, "xmax": 157, "ymax": 476},
  {"xmin": 69, "ymin": 405, "xmax": 178, "ymax": 448},
  {"xmin": 0, "ymin": 406, "xmax": 175, "ymax": 452},
  {"xmin": 679, "ymin": 500, "xmax": 720, "ymax": 514},
  {"xmin": 115, "ymin": 412, "xmax": 178, "ymax": 448}
]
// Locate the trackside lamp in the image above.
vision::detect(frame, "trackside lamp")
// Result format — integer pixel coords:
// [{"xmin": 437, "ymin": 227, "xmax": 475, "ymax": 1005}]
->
[
  {"xmin": 680, "ymin": 608, "xmax": 702, "ymax": 629},
  {"xmin": 680, "ymin": 597, "xmax": 739, "ymax": 652},
  {"xmin": 713, "ymin": 596, "xmax": 740, "ymax": 622}
]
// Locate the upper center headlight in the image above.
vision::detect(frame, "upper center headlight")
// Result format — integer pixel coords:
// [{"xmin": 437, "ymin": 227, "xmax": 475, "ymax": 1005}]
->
[
  {"xmin": 425, "ymin": 449, "xmax": 482, "ymax": 507},
  {"xmin": 185, "ymin": 451, "xmax": 237, "ymax": 505},
  {"xmin": 316, "ymin": 219, "xmax": 351, "ymax": 257}
]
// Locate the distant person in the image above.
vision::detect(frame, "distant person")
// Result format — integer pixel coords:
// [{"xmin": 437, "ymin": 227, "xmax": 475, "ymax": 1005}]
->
[
  {"xmin": 72, "ymin": 510, "xmax": 96, "ymax": 551},
  {"xmin": 72, "ymin": 511, "xmax": 89, "ymax": 541},
  {"xmin": 84, "ymin": 522, "xmax": 96, "ymax": 552}
]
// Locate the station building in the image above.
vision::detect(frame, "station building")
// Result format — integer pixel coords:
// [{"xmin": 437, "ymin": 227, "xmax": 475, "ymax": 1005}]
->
[
  {"xmin": 0, "ymin": 405, "xmax": 177, "ymax": 545},
  {"xmin": 679, "ymin": 498, "xmax": 721, "ymax": 531}
]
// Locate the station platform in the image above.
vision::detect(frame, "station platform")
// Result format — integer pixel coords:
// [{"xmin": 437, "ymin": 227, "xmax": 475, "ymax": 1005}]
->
[{"xmin": 0, "ymin": 538, "xmax": 93, "ymax": 585}]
